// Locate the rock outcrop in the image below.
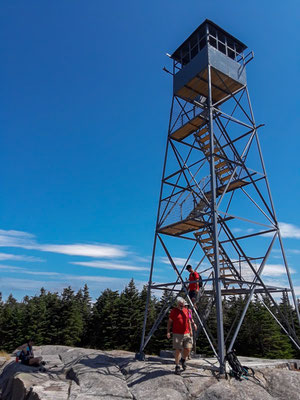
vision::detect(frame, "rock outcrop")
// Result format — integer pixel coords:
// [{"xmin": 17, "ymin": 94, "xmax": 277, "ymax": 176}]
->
[{"xmin": 0, "ymin": 346, "xmax": 299, "ymax": 400}]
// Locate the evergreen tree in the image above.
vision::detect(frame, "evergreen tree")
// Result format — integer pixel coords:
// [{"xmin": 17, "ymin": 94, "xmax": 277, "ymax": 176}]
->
[
  {"xmin": 250, "ymin": 295, "xmax": 293, "ymax": 358},
  {"xmin": 0, "ymin": 281, "xmax": 297, "ymax": 359},
  {"xmin": 43, "ymin": 291, "xmax": 61, "ymax": 345},
  {"xmin": 91, "ymin": 288, "xmax": 120, "ymax": 349},
  {"xmin": 136, "ymin": 285, "xmax": 158, "ymax": 354},
  {"xmin": 151, "ymin": 289, "xmax": 175, "ymax": 354},
  {"xmin": 20, "ymin": 289, "xmax": 49, "ymax": 345},
  {"xmin": 76, "ymin": 285, "xmax": 92, "ymax": 347},
  {"xmin": 118, "ymin": 279, "xmax": 141, "ymax": 351},
  {"xmin": 0, "ymin": 294, "xmax": 23, "ymax": 352},
  {"xmin": 59, "ymin": 287, "xmax": 83, "ymax": 346}
]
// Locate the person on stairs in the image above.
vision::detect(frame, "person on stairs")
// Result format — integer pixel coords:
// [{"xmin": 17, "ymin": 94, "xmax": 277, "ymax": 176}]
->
[{"xmin": 186, "ymin": 265, "xmax": 202, "ymax": 304}]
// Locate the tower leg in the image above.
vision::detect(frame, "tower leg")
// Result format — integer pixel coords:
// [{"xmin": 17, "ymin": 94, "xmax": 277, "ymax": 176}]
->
[{"xmin": 207, "ymin": 64, "xmax": 225, "ymax": 374}]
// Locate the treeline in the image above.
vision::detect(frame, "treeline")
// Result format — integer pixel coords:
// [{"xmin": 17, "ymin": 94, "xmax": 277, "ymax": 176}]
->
[{"xmin": 0, "ymin": 279, "xmax": 299, "ymax": 359}]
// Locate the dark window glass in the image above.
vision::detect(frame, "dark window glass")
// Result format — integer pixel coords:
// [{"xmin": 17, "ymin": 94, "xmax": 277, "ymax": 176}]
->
[
  {"xmin": 181, "ymin": 44, "xmax": 189, "ymax": 56},
  {"xmin": 235, "ymin": 42, "xmax": 243, "ymax": 54},
  {"xmin": 218, "ymin": 42, "xmax": 226, "ymax": 54},
  {"xmin": 198, "ymin": 26, "xmax": 205, "ymax": 40},
  {"xmin": 228, "ymin": 48, "xmax": 235, "ymax": 59},
  {"xmin": 190, "ymin": 34, "xmax": 198, "ymax": 48},
  {"xmin": 218, "ymin": 32, "xmax": 226, "ymax": 44},
  {"xmin": 182, "ymin": 54, "xmax": 190, "ymax": 65},
  {"xmin": 209, "ymin": 36, "xmax": 217, "ymax": 48},
  {"xmin": 227, "ymin": 38, "xmax": 234, "ymax": 49},
  {"xmin": 209, "ymin": 25, "xmax": 217, "ymax": 37},
  {"xmin": 191, "ymin": 46, "xmax": 198, "ymax": 59},
  {"xmin": 199, "ymin": 38, "xmax": 206, "ymax": 50}
]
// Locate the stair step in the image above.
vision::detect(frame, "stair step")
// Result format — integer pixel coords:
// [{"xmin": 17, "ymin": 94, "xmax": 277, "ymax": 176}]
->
[
  {"xmin": 207, "ymin": 255, "xmax": 226, "ymax": 263},
  {"xmin": 199, "ymin": 238, "xmax": 212, "ymax": 243},
  {"xmin": 199, "ymin": 134, "xmax": 210, "ymax": 143},
  {"xmin": 215, "ymin": 161, "xmax": 227, "ymax": 169},
  {"xmin": 195, "ymin": 230, "xmax": 209, "ymax": 236},
  {"xmin": 203, "ymin": 142, "xmax": 213, "ymax": 151},
  {"xmin": 204, "ymin": 147, "xmax": 220, "ymax": 155},
  {"xmin": 220, "ymin": 174, "xmax": 232, "ymax": 182},
  {"xmin": 218, "ymin": 167, "xmax": 230, "ymax": 176},
  {"xmin": 198, "ymin": 126, "xmax": 208, "ymax": 136},
  {"xmin": 203, "ymin": 245, "xmax": 214, "ymax": 251}
]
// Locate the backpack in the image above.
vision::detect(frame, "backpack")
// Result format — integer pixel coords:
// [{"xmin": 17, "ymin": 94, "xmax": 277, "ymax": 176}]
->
[
  {"xmin": 225, "ymin": 350, "xmax": 259, "ymax": 381},
  {"xmin": 198, "ymin": 273, "xmax": 203, "ymax": 288},
  {"xmin": 191, "ymin": 272, "xmax": 203, "ymax": 289}
]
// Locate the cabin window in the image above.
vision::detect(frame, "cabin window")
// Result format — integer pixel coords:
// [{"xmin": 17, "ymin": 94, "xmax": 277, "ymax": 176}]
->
[
  {"xmin": 209, "ymin": 36, "xmax": 217, "ymax": 48},
  {"xmin": 228, "ymin": 48, "xmax": 235, "ymax": 59},
  {"xmin": 218, "ymin": 32, "xmax": 226, "ymax": 44},
  {"xmin": 218, "ymin": 42, "xmax": 226, "ymax": 55},
  {"xmin": 199, "ymin": 38, "xmax": 206, "ymax": 50},
  {"xmin": 191, "ymin": 45, "xmax": 198, "ymax": 59},
  {"xmin": 209, "ymin": 25, "xmax": 217, "ymax": 38}
]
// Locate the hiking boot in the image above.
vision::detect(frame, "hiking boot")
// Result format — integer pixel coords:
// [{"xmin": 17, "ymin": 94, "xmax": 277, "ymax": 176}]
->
[
  {"xmin": 180, "ymin": 358, "xmax": 187, "ymax": 371},
  {"xmin": 175, "ymin": 365, "xmax": 181, "ymax": 375}
]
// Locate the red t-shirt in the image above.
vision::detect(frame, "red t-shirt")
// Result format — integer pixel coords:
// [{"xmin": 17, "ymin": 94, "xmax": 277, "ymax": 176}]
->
[
  {"xmin": 189, "ymin": 271, "xmax": 199, "ymax": 291},
  {"xmin": 169, "ymin": 307, "xmax": 190, "ymax": 334}
]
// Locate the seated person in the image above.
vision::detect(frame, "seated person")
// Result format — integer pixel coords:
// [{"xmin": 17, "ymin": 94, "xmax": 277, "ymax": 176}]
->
[{"xmin": 16, "ymin": 339, "xmax": 44, "ymax": 367}]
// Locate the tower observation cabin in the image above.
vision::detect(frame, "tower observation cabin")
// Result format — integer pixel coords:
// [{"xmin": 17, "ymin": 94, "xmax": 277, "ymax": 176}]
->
[{"xmin": 171, "ymin": 19, "xmax": 247, "ymax": 107}]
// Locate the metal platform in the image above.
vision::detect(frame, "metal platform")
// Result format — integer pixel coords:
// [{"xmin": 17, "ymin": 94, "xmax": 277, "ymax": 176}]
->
[
  {"xmin": 170, "ymin": 114, "xmax": 208, "ymax": 141},
  {"xmin": 175, "ymin": 66, "xmax": 244, "ymax": 104}
]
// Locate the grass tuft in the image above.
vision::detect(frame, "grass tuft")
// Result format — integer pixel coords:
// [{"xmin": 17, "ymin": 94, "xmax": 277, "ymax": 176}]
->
[{"xmin": 0, "ymin": 350, "xmax": 11, "ymax": 360}]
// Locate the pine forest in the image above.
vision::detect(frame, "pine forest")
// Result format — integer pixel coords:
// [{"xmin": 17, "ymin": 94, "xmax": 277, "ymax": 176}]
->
[{"xmin": 0, "ymin": 279, "xmax": 299, "ymax": 359}]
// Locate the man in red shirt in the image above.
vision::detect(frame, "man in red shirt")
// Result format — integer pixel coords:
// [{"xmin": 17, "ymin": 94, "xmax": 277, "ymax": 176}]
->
[
  {"xmin": 167, "ymin": 297, "xmax": 192, "ymax": 375},
  {"xmin": 186, "ymin": 265, "xmax": 202, "ymax": 304}
]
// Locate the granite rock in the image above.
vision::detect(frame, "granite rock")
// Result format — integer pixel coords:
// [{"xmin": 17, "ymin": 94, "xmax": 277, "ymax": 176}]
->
[{"xmin": 0, "ymin": 346, "xmax": 299, "ymax": 400}]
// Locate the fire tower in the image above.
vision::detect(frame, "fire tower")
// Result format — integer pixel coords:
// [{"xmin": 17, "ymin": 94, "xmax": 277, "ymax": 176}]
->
[{"xmin": 139, "ymin": 20, "xmax": 300, "ymax": 373}]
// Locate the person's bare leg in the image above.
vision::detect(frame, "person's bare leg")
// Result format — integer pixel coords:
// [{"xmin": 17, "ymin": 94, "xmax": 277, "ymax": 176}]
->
[
  {"xmin": 174, "ymin": 349, "xmax": 181, "ymax": 366},
  {"xmin": 182, "ymin": 347, "xmax": 190, "ymax": 360}
]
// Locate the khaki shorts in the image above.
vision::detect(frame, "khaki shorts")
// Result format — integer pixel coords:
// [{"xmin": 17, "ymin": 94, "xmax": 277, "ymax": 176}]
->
[{"xmin": 172, "ymin": 333, "xmax": 193, "ymax": 350}]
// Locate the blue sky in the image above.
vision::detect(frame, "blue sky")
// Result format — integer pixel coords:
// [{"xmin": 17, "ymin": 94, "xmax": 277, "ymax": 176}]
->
[{"xmin": 0, "ymin": 0, "xmax": 299, "ymax": 300}]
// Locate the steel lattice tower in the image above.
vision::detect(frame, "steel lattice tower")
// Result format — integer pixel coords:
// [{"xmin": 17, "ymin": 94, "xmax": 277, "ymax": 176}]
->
[{"xmin": 138, "ymin": 20, "xmax": 300, "ymax": 373}]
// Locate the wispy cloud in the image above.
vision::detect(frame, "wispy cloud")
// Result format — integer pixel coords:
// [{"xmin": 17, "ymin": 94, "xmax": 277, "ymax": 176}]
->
[
  {"xmin": 0, "ymin": 229, "xmax": 127, "ymax": 258},
  {"xmin": 0, "ymin": 277, "xmax": 48, "ymax": 291},
  {"xmin": 263, "ymin": 278, "xmax": 290, "ymax": 289},
  {"xmin": 278, "ymin": 222, "xmax": 300, "ymax": 239},
  {"xmin": 0, "ymin": 264, "xmax": 60, "ymax": 276},
  {"xmin": 232, "ymin": 228, "xmax": 254, "ymax": 234},
  {"xmin": 235, "ymin": 261, "xmax": 295, "ymax": 282},
  {"xmin": 38, "ymin": 244, "xmax": 126, "ymax": 258},
  {"xmin": 0, "ymin": 274, "xmax": 146, "ymax": 299},
  {"xmin": 160, "ymin": 257, "xmax": 192, "ymax": 267},
  {"xmin": 71, "ymin": 261, "xmax": 148, "ymax": 271},
  {"xmin": 0, "ymin": 252, "xmax": 44, "ymax": 262},
  {"xmin": 0, "ymin": 230, "xmax": 34, "ymax": 238},
  {"xmin": 262, "ymin": 264, "xmax": 295, "ymax": 277},
  {"xmin": 287, "ymin": 249, "xmax": 300, "ymax": 255},
  {"xmin": 293, "ymin": 286, "xmax": 300, "ymax": 296}
]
